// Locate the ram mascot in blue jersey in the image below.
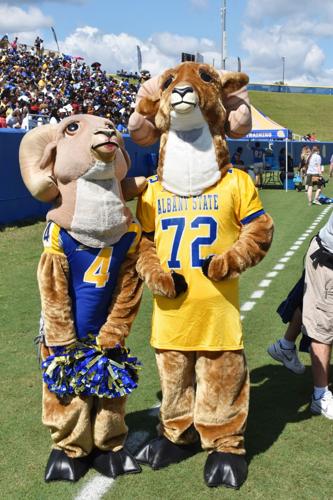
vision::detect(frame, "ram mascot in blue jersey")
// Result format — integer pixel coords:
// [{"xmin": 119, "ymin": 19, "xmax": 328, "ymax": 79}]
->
[
  {"xmin": 128, "ymin": 63, "xmax": 274, "ymax": 490},
  {"xmin": 19, "ymin": 115, "xmax": 145, "ymax": 482}
]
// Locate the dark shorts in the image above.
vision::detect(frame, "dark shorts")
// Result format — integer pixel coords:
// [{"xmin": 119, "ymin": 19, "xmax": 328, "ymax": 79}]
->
[{"xmin": 306, "ymin": 174, "xmax": 324, "ymax": 187}]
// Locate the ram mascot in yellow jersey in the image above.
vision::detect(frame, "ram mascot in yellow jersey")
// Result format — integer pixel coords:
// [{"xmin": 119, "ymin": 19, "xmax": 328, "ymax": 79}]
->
[
  {"xmin": 128, "ymin": 63, "xmax": 274, "ymax": 489},
  {"xmin": 19, "ymin": 115, "xmax": 146, "ymax": 482}
]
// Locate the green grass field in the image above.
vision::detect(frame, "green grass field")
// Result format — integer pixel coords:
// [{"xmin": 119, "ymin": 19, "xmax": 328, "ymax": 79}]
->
[
  {"xmin": 1, "ymin": 177, "xmax": 333, "ymax": 499},
  {"xmin": 249, "ymin": 91, "xmax": 333, "ymax": 142}
]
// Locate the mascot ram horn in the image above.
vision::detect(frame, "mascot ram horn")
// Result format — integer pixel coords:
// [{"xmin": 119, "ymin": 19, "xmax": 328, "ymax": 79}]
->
[
  {"xmin": 129, "ymin": 63, "xmax": 274, "ymax": 490},
  {"xmin": 20, "ymin": 114, "xmax": 145, "ymax": 482}
]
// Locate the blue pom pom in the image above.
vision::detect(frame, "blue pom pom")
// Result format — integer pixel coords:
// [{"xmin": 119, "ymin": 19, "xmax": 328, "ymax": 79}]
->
[{"xmin": 41, "ymin": 340, "xmax": 141, "ymax": 399}]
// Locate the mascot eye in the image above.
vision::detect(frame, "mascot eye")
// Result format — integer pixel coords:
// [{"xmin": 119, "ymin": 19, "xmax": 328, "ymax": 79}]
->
[
  {"xmin": 162, "ymin": 76, "xmax": 174, "ymax": 90},
  {"xmin": 65, "ymin": 122, "xmax": 79, "ymax": 135},
  {"xmin": 199, "ymin": 70, "xmax": 213, "ymax": 83}
]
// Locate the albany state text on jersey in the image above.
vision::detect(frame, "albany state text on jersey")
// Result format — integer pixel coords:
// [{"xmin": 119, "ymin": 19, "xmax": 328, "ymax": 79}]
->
[{"xmin": 157, "ymin": 194, "xmax": 219, "ymax": 215}]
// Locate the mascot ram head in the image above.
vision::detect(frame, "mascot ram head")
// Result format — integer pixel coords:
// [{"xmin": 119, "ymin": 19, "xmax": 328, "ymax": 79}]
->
[
  {"xmin": 129, "ymin": 62, "xmax": 249, "ymax": 196},
  {"xmin": 19, "ymin": 114, "xmax": 139, "ymax": 247}
]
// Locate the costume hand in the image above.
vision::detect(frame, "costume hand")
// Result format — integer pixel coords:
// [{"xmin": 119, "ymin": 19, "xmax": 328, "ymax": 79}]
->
[
  {"xmin": 146, "ymin": 270, "xmax": 187, "ymax": 298},
  {"xmin": 128, "ymin": 111, "xmax": 146, "ymax": 132},
  {"xmin": 202, "ymin": 254, "xmax": 239, "ymax": 281},
  {"xmin": 96, "ymin": 324, "xmax": 127, "ymax": 350},
  {"xmin": 202, "ymin": 255, "xmax": 214, "ymax": 277},
  {"xmin": 171, "ymin": 271, "xmax": 188, "ymax": 296}
]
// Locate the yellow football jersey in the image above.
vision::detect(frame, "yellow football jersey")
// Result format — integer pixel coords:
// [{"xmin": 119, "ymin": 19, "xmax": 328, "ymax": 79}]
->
[{"xmin": 137, "ymin": 168, "xmax": 265, "ymax": 351}]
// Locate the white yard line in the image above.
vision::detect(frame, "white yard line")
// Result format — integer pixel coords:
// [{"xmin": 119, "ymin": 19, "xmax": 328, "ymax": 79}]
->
[{"xmin": 74, "ymin": 476, "xmax": 115, "ymax": 500}]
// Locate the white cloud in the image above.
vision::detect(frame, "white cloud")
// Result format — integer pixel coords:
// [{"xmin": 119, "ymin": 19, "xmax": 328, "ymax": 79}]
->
[
  {"xmin": 56, "ymin": 26, "xmax": 220, "ymax": 75},
  {"xmin": 241, "ymin": 24, "xmax": 327, "ymax": 83},
  {"xmin": 0, "ymin": 4, "xmax": 52, "ymax": 33},
  {"xmin": 303, "ymin": 45, "xmax": 325, "ymax": 74},
  {"xmin": 150, "ymin": 32, "xmax": 214, "ymax": 57},
  {"xmin": 240, "ymin": 0, "xmax": 333, "ymax": 85}
]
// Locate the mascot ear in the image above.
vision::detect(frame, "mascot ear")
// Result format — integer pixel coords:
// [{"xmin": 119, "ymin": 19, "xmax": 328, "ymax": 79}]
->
[
  {"xmin": 220, "ymin": 72, "xmax": 249, "ymax": 96},
  {"xmin": 137, "ymin": 96, "xmax": 161, "ymax": 118},
  {"xmin": 19, "ymin": 124, "xmax": 59, "ymax": 202}
]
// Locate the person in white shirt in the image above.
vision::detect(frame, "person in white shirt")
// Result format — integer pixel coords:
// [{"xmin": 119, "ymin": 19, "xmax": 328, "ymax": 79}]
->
[{"xmin": 306, "ymin": 146, "xmax": 323, "ymax": 206}]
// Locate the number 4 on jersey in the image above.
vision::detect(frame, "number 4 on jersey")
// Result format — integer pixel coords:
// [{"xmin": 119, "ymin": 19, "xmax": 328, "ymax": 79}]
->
[{"xmin": 83, "ymin": 248, "xmax": 113, "ymax": 288}]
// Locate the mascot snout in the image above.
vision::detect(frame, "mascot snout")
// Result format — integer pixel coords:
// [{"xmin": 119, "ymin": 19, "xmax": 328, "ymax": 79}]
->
[{"xmin": 171, "ymin": 85, "xmax": 197, "ymax": 113}]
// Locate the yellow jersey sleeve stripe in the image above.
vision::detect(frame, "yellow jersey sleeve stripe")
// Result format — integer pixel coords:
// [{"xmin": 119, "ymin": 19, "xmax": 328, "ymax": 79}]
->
[
  {"xmin": 127, "ymin": 219, "xmax": 142, "ymax": 254},
  {"xmin": 42, "ymin": 222, "xmax": 64, "ymax": 256}
]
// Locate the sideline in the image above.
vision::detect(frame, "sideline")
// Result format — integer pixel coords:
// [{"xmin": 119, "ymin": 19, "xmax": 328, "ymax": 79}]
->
[{"xmin": 74, "ymin": 206, "xmax": 332, "ymax": 499}]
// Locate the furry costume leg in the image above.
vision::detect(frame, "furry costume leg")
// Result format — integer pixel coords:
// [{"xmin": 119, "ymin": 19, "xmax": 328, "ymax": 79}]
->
[
  {"xmin": 93, "ymin": 396, "xmax": 128, "ymax": 451},
  {"xmin": 136, "ymin": 349, "xmax": 249, "ymax": 487},
  {"xmin": 43, "ymin": 388, "xmax": 141, "ymax": 479},
  {"xmin": 42, "ymin": 385, "xmax": 94, "ymax": 458},
  {"xmin": 156, "ymin": 350, "xmax": 198, "ymax": 444},
  {"xmin": 135, "ymin": 350, "xmax": 199, "ymax": 469},
  {"xmin": 42, "ymin": 385, "xmax": 92, "ymax": 482},
  {"xmin": 195, "ymin": 350, "xmax": 249, "ymax": 489},
  {"xmin": 91, "ymin": 396, "xmax": 141, "ymax": 477},
  {"xmin": 194, "ymin": 350, "xmax": 249, "ymax": 454}
]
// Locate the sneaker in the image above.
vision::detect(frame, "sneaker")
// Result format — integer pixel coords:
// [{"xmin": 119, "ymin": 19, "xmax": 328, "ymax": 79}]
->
[
  {"xmin": 267, "ymin": 340, "xmax": 305, "ymax": 374},
  {"xmin": 311, "ymin": 392, "xmax": 333, "ymax": 419},
  {"xmin": 313, "ymin": 199, "xmax": 322, "ymax": 205}
]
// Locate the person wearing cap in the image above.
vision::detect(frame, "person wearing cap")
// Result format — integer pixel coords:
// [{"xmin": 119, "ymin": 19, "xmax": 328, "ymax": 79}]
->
[{"xmin": 58, "ymin": 108, "xmax": 67, "ymax": 120}]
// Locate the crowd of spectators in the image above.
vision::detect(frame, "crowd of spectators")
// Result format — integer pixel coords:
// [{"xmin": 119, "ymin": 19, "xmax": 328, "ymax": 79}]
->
[{"xmin": 0, "ymin": 35, "xmax": 151, "ymax": 132}]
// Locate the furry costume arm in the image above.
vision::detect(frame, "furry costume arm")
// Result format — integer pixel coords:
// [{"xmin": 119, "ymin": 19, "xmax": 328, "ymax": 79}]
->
[
  {"xmin": 203, "ymin": 213, "xmax": 274, "ymax": 281},
  {"xmin": 37, "ymin": 252, "xmax": 76, "ymax": 346},
  {"xmin": 97, "ymin": 251, "xmax": 144, "ymax": 349},
  {"xmin": 128, "ymin": 76, "xmax": 161, "ymax": 146},
  {"xmin": 136, "ymin": 234, "xmax": 183, "ymax": 298},
  {"xmin": 224, "ymin": 84, "xmax": 252, "ymax": 139},
  {"xmin": 136, "ymin": 233, "xmax": 188, "ymax": 298}
]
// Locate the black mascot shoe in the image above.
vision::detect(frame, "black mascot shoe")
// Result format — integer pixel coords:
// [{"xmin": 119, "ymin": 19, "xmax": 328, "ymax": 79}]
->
[
  {"xmin": 90, "ymin": 448, "xmax": 141, "ymax": 478},
  {"xmin": 45, "ymin": 449, "xmax": 90, "ymax": 482},
  {"xmin": 171, "ymin": 271, "xmax": 188, "ymax": 296},
  {"xmin": 204, "ymin": 451, "xmax": 248, "ymax": 489},
  {"xmin": 135, "ymin": 436, "xmax": 199, "ymax": 470}
]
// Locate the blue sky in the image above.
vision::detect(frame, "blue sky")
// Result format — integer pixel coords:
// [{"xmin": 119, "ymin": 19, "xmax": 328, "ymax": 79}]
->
[{"xmin": 1, "ymin": 0, "xmax": 333, "ymax": 85}]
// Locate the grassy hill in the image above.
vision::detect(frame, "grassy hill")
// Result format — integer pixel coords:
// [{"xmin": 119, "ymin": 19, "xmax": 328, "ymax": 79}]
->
[{"xmin": 249, "ymin": 91, "xmax": 333, "ymax": 142}]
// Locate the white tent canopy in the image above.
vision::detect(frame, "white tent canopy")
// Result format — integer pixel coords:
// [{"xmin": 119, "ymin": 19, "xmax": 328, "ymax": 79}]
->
[{"xmin": 247, "ymin": 105, "xmax": 291, "ymax": 140}]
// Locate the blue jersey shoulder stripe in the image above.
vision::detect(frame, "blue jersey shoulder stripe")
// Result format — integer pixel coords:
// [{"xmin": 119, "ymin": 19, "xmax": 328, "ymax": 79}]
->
[{"xmin": 241, "ymin": 209, "xmax": 265, "ymax": 225}]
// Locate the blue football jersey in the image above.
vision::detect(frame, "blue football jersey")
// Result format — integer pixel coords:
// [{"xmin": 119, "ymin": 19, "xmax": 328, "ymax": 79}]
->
[{"xmin": 42, "ymin": 221, "xmax": 141, "ymax": 339}]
